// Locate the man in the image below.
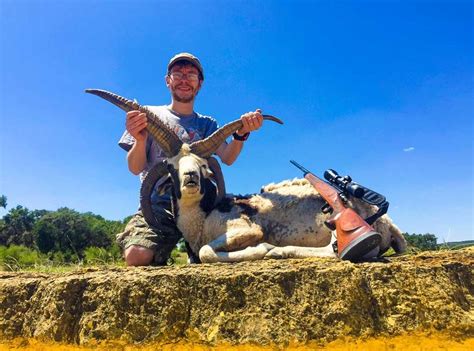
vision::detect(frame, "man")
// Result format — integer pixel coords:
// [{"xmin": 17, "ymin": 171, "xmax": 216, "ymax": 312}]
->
[{"xmin": 116, "ymin": 53, "xmax": 263, "ymax": 266}]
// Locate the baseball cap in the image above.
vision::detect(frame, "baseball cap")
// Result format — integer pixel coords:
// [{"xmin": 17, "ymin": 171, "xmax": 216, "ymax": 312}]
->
[{"xmin": 167, "ymin": 52, "xmax": 204, "ymax": 80}]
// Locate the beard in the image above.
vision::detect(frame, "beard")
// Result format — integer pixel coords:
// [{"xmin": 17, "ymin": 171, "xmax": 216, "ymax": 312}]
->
[{"xmin": 171, "ymin": 83, "xmax": 199, "ymax": 103}]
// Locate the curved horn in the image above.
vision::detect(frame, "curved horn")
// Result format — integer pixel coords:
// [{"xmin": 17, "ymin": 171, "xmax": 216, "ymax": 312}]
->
[
  {"xmin": 189, "ymin": 115, "xmax": 283, "ymax": 158},
  {"xmin": 85, "ymin": 89, "xmax": 183, "ymax": 157},
  {"xmin": 85, "ymin": 88, "xmax": 140, "ymax": 112},
  {"xmin": 140, "ymin": 161, "xmax": 170, "ymax": 228},
  {"xmin": 207, "ymin": 157, "xmax": 226, "ymax": 207}
]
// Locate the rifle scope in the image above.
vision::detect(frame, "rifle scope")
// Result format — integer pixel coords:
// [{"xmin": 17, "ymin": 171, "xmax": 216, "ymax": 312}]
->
[{"xmin": 324, "ymin": 169, "xmax": 365, "ymax": 198}]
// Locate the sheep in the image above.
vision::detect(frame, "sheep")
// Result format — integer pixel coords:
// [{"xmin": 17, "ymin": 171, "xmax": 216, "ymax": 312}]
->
[
  {"xmin": 163, "ymin": 160, "xmax": 406, "ymax": 263},
  {"xmin": 86, "ymin": 89, "xmax": 407, "ymax": 263}
]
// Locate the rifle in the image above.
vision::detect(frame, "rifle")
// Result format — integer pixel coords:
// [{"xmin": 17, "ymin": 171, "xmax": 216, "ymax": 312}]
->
[{"xmin": 290, "ymin": 160, "xmax": 382, "ymax": 261}]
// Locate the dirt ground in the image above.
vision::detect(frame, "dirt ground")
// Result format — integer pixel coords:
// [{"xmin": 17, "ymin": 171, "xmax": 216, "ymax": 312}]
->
[{"xmin": 0, "ymin": 248, "xmax": 472, "ymax": 348}]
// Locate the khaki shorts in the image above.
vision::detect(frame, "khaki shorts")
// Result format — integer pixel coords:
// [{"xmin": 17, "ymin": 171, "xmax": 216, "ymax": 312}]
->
[{"xmin": 116, "ymin": 207, "xmax": 182, "ymax": 265}]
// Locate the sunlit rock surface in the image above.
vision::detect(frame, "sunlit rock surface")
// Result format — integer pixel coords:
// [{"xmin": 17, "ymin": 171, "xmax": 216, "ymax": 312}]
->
[{"xmin": 0, "ymin": 249, "xmax": 472, "ymax": 348}]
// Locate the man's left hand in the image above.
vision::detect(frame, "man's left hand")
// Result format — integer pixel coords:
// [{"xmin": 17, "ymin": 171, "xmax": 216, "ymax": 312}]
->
[{"xmin": 236, "ymin": 109, "xmax": 263, "ymax": 136}]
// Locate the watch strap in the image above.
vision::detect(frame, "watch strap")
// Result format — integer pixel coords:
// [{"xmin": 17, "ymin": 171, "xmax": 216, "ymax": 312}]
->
[{"xmin": 232, "ymin": 132, "xmax": 250, "ymax": 141}]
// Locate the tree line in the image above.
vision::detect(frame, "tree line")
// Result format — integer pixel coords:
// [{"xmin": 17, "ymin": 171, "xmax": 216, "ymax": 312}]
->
[{"xmin": 0, "ymin": 195, "xmax": 129, "ymax": 267}]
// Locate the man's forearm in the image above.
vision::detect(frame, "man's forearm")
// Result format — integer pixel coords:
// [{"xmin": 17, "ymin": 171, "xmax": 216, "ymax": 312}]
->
[
  {"xmin": 127, "ymin": 140, "xmax": 147, "ymax": 175},
  {"xmin": 217, "ymin": 139, "xmax": 244, "ymax": 165}
]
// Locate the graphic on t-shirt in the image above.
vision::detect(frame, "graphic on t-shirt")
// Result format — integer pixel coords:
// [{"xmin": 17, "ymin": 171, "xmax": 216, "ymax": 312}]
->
[{"xmin": 173, "ymin": 126, "xmax": 201, "ymax": 143}]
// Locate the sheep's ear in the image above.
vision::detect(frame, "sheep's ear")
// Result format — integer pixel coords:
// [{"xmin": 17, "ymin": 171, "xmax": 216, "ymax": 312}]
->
[
  {"xmin": 207, "ymin": 157, "xmax": 226, "ymax": 207},
  {"xmin": 199, "ymin": 176, "xmax": 217, "ymax": 214}
]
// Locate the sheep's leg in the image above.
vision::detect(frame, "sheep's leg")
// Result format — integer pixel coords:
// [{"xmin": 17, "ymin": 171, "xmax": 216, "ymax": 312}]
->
[
  {"xmin": 208, "ymin": 224, "xmax": 264, "ymax": 251},
  {"xmin": 199, "ymin": 224, "xmax": 269, "ymax": 263},
  {"xmin": 200, "ymin": 242, "xmax": 276, "ymax": 263},
  {"xmin": 264, "ymin": 234, "xmax": 337, "ymax": 259}
]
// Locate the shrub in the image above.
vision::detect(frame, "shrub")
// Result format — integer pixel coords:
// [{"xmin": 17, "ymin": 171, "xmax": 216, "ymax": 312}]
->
[
  {"xmin": 403, "ymin": 233, "xmax": 438, "ymax": 251},
  {"xmin": 0, "ymin": 245, "xmax": 43, "ymax": 270},
  {"xmin": 170, "ymin": 247, "xmax": 188, "ymax": 265}
]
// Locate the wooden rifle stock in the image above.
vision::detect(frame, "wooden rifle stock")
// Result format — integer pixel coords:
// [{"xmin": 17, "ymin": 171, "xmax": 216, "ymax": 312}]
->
[
  {"xmin": 291, "ymin": 161, "xmax": 382, "ymax": 261},
  {"xmin": 304, "ymin": 173, "xmax": 346, "ymax": 214}
]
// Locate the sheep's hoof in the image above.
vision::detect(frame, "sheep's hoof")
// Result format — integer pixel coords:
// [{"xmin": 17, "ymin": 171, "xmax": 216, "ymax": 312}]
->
[{"xmin": 199, "ymin": 245, "xmax": 219, "ymax": 263}]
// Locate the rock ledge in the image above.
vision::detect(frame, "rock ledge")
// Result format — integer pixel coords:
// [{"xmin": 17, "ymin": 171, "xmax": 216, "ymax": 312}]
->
[{"xmin": 0, "ymin": 249, "xmax": 473, "ymax": 346}]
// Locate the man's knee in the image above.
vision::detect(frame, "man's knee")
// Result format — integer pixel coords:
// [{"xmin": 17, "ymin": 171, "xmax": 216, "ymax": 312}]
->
[{"xmin": 124, "ymin": 245, "xmax": 154, "ymax": 266}]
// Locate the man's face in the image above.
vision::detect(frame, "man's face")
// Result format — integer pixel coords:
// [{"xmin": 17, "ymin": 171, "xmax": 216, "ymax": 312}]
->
[{"xmin": 166, "ymin": 64, "xmax": 202, "ymax": 103}]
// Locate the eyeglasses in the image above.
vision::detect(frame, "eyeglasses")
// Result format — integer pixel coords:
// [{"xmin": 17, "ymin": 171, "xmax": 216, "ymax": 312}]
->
[{"xmin": 169, "ymin": 72, "xmax": 200, "ymax": 82}]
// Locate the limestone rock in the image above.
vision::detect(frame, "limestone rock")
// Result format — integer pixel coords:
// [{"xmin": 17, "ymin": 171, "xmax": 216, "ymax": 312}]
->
[{"xmin": 0, "ymin": 249, "xmax": 472, "ymax": 346}]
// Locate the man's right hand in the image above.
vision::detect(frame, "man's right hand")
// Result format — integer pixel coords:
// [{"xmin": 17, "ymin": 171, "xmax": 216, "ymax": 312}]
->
[{"xmin": 126, "ymin": 110, "xmax": 148, "ymax": 142}]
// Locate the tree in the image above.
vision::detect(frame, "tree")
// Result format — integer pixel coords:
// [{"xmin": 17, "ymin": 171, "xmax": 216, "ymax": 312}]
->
[
  {"xmin": 0, "ymin": 202, "xmax": 125, "ymax": 263},
  {"xmin": 0, "ymin": 206, "xmax": 44, "ymax": 247},
  {"xmin": 82, "ymin": 212, "xmax": 125, "ymax": 244},
  {"xmin": 0, "ymin": 195, "xmax": 6, "ymax": 209},
  {"xmin": 403, "ymin": 233, "xmax": 438, "ymax": 251},
  {"xmin": 0, "ymin": 219, "xmax": 5, "ymax": 247},
  {"xmin": 33, "ymin": 208, "xmax": 112, "ymax": 259}
]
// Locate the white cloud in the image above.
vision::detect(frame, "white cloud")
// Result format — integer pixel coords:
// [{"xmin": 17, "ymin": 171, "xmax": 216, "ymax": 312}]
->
[{"xmin": 403, "ymin": 146, "xmax": 415, "ymax": 152}]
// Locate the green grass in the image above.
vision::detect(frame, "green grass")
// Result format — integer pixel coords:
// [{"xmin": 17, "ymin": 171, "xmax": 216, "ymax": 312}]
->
[
  {"xmin": 0, "ymin": 245, "xmax": 189, "ymax": 272},
  {"xmin": 2, "ymin": 241, "xmax": 471, "ymax": 273},
  {"xmin": 0, "ymin": 245, "xmax": 125, "ymax": 273},
  {"xmin": 438, "ymin": 240, "xmax": 474, "ymax": 250}
]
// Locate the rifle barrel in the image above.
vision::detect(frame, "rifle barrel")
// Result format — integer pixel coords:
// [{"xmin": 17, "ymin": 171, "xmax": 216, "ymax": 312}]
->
[{"xmin": 290, "ymin": 160, "xmax": 311, "ymax": 176}]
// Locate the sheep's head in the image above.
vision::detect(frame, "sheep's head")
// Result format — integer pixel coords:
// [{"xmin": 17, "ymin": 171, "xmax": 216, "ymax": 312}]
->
[{"xmin": 167, "ymin": 145, "xmax": 215, "ymax": 202}]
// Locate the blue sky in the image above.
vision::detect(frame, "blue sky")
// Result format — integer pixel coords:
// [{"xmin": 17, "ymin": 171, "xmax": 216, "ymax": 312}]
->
[{"xmin": 0, "ymin": 0, "xmax": 472, "ymax": 243}]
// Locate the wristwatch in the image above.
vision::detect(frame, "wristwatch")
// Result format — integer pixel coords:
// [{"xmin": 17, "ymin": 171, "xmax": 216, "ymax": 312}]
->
[{"xmin": 232, "ymin": 132, "xmax": 250, "ymax": 141}]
